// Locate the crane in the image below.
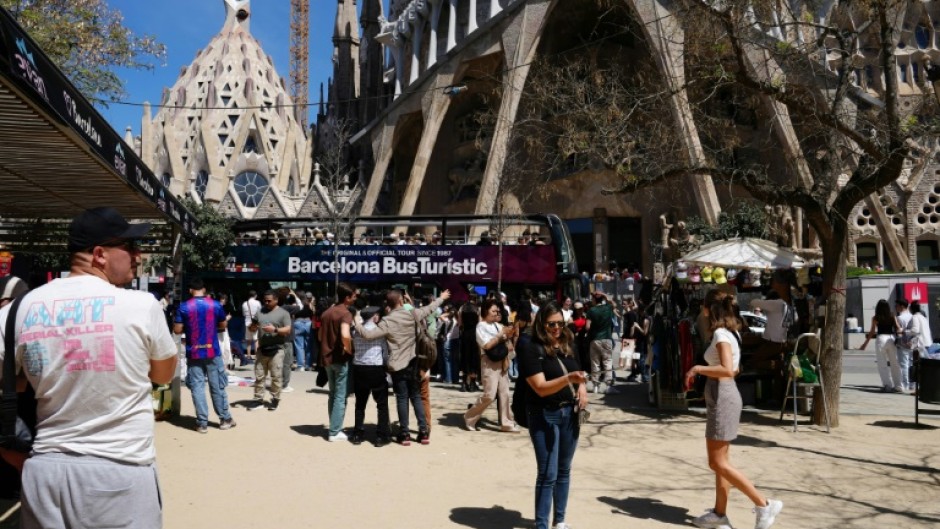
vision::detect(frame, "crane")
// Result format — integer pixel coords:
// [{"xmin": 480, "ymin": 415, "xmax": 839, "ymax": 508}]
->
[{"xmin": 289, "ymin": 0, "xmax": 309, "ymax": 127}]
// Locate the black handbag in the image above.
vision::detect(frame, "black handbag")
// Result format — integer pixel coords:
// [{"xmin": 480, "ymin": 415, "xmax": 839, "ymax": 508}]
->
[
  {"xmin": 484, "ymin": 324, "xmax": 510, "ymax": 362},
  {"xmin": 1, "ymin": 293, "xmax": 36, "ymax": 454}
]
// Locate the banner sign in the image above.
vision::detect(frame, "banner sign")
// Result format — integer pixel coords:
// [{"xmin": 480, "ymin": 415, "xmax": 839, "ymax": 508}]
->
[
  {"xmin": 215, "ymin": 245, "xmax": 558, "ymax": 286},
  {"xmin": 0, "ymin": 8, "xmax": 196, "ymax": 237}
]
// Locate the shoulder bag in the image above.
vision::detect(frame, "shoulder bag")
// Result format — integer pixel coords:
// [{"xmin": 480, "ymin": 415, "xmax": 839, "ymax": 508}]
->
[
  {"xmin": 554, "ymin": 354, "xmax": 590, "ymax": 425},
  {"xmin": 484, "ymin": 323, "xmax": 510, "ymax": 362},
  {"xmin": 1, "ymin": 293, "xmax": 36, "ymax": 454}
]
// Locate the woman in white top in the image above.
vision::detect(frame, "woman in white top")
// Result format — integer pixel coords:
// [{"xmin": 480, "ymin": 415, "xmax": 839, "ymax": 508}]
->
[
  {"xmin": 685, "ymin": 292, "xmax": 783, "ymax": 529},
  {"xmin": 906, "ymin": 303, "xmax": 934, "ymax": 384},
  {"xmin": 463, "ymin": 299, "xmax": 518, "ymax": 432}
]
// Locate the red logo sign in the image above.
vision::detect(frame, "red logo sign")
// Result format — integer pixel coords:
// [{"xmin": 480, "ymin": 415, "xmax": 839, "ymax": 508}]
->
[{"xmin": 903, "ymin": 282, "xmax": 928, "ymax": 304}]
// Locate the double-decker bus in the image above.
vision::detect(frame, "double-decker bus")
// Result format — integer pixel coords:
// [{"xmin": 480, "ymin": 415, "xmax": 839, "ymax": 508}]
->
[{"xmin": 202, "ymin": 214, "xmax": 580, "ymax": 305}]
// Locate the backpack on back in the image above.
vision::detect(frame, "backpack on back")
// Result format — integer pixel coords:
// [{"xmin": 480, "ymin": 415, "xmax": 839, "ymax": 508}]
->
[{"xmin": 414, "ymin": 312, "xmax": 438, "ymax": 371}]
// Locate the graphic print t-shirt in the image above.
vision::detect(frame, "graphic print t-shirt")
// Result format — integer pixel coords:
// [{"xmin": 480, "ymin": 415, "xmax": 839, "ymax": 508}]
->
[{"xmin": 0, "ymin": 275, "xmax": 177, "ymax": 465}]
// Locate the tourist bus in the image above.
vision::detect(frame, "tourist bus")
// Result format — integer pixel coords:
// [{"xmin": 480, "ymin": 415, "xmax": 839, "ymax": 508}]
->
[{"xmin": 201, "ymin": 214, "xmax": 580, "ymax": 306}]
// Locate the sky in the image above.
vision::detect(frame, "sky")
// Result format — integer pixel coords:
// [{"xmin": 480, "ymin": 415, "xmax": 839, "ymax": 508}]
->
[{"xmin": 99, "ymin": 0, "xmax": 356, "ymax": 135}]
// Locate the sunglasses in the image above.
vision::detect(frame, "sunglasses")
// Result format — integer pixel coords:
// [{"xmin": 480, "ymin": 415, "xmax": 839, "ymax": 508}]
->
[
  {"xmin": 545, "ymin": 321, "xmax": 565, "ymax": 329},
  {"xmin": 98, "ymin": 240, "xmax": 139, "ymax": 253}
]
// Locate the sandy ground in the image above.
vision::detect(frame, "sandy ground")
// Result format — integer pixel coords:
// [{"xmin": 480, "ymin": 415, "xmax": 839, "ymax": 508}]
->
[{"xmin": 155, "ymin": 369, "xmax": 940, "ymax": 529}]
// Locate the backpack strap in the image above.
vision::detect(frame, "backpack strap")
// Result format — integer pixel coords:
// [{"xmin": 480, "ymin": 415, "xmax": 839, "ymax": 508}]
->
[{"xmin": 2, "ymin": 293, "xmax": 27, "ymax": 444}]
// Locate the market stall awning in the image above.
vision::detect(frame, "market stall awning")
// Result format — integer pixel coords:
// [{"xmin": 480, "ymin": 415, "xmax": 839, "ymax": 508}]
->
[
  {"xmin": 0, "ymin": 7, "xmax": 196, "ymax": 245},
  {"xmin": 681, "ymin": 238, "xmax": 805, "ymax": 269}
]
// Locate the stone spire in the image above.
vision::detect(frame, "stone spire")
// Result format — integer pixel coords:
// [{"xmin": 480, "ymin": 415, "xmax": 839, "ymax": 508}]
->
[
  {"xmin": 359, "ymin": 0, "xmax": 385, "ymax": 126},
  {"xmin": 223, "ymin": 0, "xmax": 251, "ymax": 34},
  {"xmin": 143, "ymin": 0, "xmax": 310, "ymax": 215},
  {"xmin": 331, "ymin": 0, "xmax": 361, "ymax": 125},
  {"xmin": 334, "ymin": 0, "xmax": 360, "ymax": 42}
]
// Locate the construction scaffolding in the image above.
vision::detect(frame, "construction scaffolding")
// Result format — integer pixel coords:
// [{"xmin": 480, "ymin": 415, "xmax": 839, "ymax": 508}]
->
[{"xmin": 289, "ymin": 0, "xmax": 309, "ymax": 127}]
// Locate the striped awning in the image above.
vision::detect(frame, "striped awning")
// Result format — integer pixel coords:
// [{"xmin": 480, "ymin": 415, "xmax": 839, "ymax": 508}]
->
[{"xmin": 0, "ymin": 7, "xmax": 195, "ymax": 252}]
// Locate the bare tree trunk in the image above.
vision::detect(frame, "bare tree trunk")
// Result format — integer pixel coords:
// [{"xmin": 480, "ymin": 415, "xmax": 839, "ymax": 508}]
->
[{"xmin": 816, "ymin": 218, "xmax": 849, "ymax": 428}]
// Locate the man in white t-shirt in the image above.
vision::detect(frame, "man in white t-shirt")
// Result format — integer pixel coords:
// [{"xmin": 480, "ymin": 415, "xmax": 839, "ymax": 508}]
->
[
  {"xmin": 748, "ymin": 290, "xmax": 793, "ymax": 373},
  {"xmin": 750, "ymin": 291, "xmax": 790, "ymax": 345},
  {"xmin": 242, "ymin": 290, "xmax": 262, "ymax": 359},
  {"xmin": 0, "ymin": 207, "xmax": 178, "ymax": 529}
]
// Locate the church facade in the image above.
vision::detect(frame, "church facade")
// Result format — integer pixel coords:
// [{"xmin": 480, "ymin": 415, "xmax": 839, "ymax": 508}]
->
[
  {"xmin": 139, "ymin": 0, "xmax": 940, "ymax": 274},
  {"xmin": 323, "ymin": 0, "xmax": 940, "ymax": 273}
]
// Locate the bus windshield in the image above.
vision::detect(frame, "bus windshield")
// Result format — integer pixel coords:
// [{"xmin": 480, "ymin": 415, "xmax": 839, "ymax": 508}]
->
[{"xmin": 203, "ymin": 214, "xmax": 580, "ymax": 303}]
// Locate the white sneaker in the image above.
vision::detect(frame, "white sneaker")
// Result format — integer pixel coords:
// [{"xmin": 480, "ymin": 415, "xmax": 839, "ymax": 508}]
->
[
  {"xmin": 281, "ymin": 386, "xmax": 295, "ymax": 393},
  {"xmin": 592, "ymin": 384, "xmax": 599, "ymax": 394},
  {"xmin": 693, "ymin": 509, "xmax": 730, "ymax": 528},
  {"xmin": 754, "ymin": 499, "xmax": 783, "ymax": 529},
  {"xmin": 328, "ymin": 431, "xmax": 348, "ymax": 442},
  {"xmin": 553, "ymin": 523, "xmax": 573, "ymax": 529}
]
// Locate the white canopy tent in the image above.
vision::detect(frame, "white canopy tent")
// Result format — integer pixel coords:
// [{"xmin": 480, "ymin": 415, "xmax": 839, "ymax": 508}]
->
[{"xmin": 681, "ymin": 238, "xmax": 805, "ymax": 269}]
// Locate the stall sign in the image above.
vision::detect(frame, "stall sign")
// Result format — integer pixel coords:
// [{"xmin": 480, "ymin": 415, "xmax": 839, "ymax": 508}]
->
[{"xmin": 0, "ymin": 251, "xmax": 11, "ymax": 278}]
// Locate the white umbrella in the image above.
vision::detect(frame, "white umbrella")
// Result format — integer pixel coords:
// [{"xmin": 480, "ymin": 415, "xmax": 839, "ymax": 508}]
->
[{"xmin": 680, "ymin": 238, "xmax": 805, "ymax": 269}]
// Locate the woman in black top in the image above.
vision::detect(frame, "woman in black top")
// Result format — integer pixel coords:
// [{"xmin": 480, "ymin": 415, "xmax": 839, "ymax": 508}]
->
[
  {"xmin": 459, "ymin": 296, "xmax": 482, "ymax": 392},
  {"xmin": 865, "ymin": 299, "xmax": 902, "ymax": 392},
  {"xmin": 519, "ymin": 301, "xmax": 588, "ymax": 529}
]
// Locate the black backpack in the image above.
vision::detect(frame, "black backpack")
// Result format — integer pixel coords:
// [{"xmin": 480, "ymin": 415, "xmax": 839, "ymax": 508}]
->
[{"xmin": 414, "ymin": 313, "xmax": 438, "ymax": 371}]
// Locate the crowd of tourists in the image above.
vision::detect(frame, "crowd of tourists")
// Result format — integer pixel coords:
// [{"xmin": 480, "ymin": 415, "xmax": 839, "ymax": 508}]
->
[
  {"xmin": 0, "ymin": 207, "xmax": 787, "ymax": 529},
  {"xmin": 234, "ymin": 227, "xmax": 551, "ymax": 247}
]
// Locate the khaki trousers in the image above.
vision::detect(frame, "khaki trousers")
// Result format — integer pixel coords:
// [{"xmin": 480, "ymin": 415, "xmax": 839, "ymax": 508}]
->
[
  {"xmin": 464, "ymin": 355, "xmax": 513, "ymax": 429},
  {"xmin": 254, "ymin": 350, "xmax": 284, "ymax": 400}
]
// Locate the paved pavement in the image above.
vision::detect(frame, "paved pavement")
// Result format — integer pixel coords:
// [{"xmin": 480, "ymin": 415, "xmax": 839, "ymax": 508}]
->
[
  {"xmin": 838, "ymin": 349, "xmax": 940, "ymax": 419},
  {"xmin": 5, "ymin": 350, "xmax": 938, "ymax": 529},
  {"xmin": 149, "ymin": 362, "xmax": 940, "ymax": 529}
]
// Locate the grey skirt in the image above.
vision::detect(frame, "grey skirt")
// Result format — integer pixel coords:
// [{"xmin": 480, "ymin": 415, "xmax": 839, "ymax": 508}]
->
[{"xmin": 704, "ymin": 378, "xmax": 742, "ymax": 441}]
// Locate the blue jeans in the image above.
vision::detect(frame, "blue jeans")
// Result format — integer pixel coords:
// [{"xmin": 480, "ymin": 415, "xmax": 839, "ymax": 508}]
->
[
  {"xmin": 293, "ymin": 319, "xmax": 312, "ymax": 367},
  {"xmin": 528, "ymin": 405, "xmax": 579, "ymax": 529},
  {"xmin": 391, "ymin": 362, "xmax": 427, "ymax": 435},
  {"xmin": 185, "ymin": 356, "xmax": 232, "ymax": 427},
  {"xmin": 896, "ymin": 347, "xmax": 913, "ymax": 389},
  {"xmin": 327, "ymin": 362, "xmax": 351, "ymax": 436},
  {"xmin": 442, "ymin": 338, "xmax": 460, "ymax": 383}
]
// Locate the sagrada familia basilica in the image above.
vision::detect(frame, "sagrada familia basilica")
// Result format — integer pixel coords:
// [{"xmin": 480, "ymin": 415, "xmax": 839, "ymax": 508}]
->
[{"xmin": 132, "ymin": 0, "xmax": 940, "ymax": 273}]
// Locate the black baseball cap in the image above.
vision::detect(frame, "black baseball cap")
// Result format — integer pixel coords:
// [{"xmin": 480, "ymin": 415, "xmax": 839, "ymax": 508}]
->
[
  {"xmin": 68, "ymin": 207, "xmax": 152, "ymax": 253},
  {"xmin": 360, "ymin": 306, "xmax": 382, "ymax": 319}
]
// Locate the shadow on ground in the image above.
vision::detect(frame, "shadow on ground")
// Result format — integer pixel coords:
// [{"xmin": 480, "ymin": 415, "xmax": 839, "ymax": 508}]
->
[
  {"xmin": 157, "ymin": 411, "xmax": 198, "ymax": 432},
  {"xmin": 290, "ymin": 424, "xmax": 330, "ymax": 439},
  {"xmin": 449, "ymin": 505, "xmax": 530, "ymax": 529},
  {"xmin": 868, "ymin": 419, "xmax": 938, "ymax": 430},
  {"xmin": 598, "ymin": 496, "xmax": 693, "ymax": 526},
  {"xmin": 735, "ymin": 434, "xmax": 939, "ymax": 474}
]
